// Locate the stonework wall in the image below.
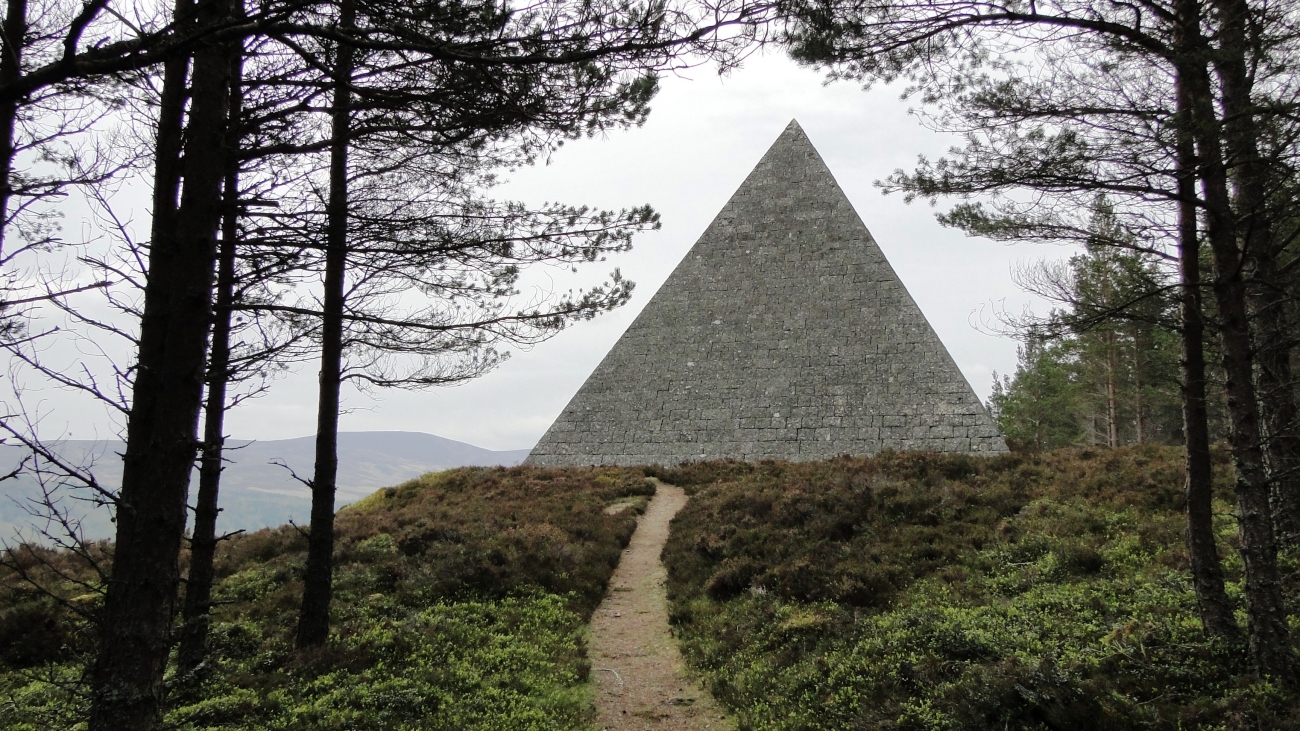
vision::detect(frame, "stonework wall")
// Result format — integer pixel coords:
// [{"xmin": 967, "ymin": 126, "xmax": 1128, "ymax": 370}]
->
[{"xmin": 526, "ymin": 120, "xmax": 1007, "ymax": 467}]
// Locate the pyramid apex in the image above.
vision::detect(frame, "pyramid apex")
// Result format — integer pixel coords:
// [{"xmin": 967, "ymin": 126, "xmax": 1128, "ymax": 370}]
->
[
  {"xmin": 776, "ymin": 118, "xmax": 810, "ymax": 142},
  {"xmin": 742, "ymin": 116, "xmax": 835, "ymax": 197}
]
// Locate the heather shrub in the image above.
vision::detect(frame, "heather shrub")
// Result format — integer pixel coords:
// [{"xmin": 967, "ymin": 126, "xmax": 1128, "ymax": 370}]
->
[
  {"xmin": 1, "ymin": 465, "xmax": 653, "ymax": 730},
  {"xmin": 664, "ymin": 446, "xmax": 1300, "ymax": 730}
]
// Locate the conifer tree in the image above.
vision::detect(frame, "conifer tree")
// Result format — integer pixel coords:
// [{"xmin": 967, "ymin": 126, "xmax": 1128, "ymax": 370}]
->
[
  {"xmin": 62, "ymin": 0, "xmax": 769, "ymax": 723},
  {"xmin": 989, "ymin": 340, "xmax": 1083, "ymax": 451},
  {"xmin": 782, "ymin": 0, "xmax": 1296, "ymax": 668}
]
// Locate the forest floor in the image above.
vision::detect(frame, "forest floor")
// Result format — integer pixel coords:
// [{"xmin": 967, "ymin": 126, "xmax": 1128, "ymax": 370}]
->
[{"xmin": 588, "ymin": 481, "xmax": 733, "ymax": 731}]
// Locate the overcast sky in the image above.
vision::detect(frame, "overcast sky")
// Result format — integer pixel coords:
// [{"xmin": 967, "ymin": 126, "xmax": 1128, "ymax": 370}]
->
[{"xmin": 34, "ymin": 50, "xmax": 1071, "ymax": 451}]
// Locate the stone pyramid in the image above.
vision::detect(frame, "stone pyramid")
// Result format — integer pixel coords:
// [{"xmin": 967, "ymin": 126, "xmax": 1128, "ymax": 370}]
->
[{"xmin": 526, "ymin": 120, "xmax": 1006, "ymax": 466}]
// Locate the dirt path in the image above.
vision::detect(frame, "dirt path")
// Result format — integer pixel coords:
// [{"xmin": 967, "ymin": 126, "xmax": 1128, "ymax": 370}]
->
[{"xmin": 589, "ymin": 482, "xmax": 733, "ymax": 731}]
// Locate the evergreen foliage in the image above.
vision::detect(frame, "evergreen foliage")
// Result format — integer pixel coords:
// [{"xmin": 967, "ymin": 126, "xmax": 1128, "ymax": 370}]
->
[
  {"xmin": 989, "ymin": 201, "xmax": 1196, "ymax": 451},
  {"xmin": 989, "ymin": 341, "xmax": 1084, "ymax": 451}
]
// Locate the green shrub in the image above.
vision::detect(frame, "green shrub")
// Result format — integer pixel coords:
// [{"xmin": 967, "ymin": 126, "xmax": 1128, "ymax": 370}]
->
[
  {"xmin": 0, "ymin": 465, "xmax": 654, "ymax": 730},
  {"xmin": 664, "ymin": 447, "xmax": 1299, "ymax": 730},
  {"xmin": 164, "ymin": 594, "xmax": 592, "ymax": 731}
]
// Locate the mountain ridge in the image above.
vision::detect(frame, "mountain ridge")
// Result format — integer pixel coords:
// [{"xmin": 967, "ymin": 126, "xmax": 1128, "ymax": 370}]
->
[{"xmin": 0, "ymin": 431, "xmax": 530, "ymax": 541}]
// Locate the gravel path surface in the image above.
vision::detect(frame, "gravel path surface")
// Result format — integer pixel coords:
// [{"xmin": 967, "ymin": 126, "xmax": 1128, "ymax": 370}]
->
[{"xmin": 588, "ymin": 482, "xmax": 733, "ymax": 731}]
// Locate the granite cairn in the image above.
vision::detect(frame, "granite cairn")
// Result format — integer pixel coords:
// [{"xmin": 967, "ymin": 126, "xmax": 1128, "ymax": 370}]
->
[{"xmin": 526, "ymin": 120, "xmax": 1007, "ymax": 466}]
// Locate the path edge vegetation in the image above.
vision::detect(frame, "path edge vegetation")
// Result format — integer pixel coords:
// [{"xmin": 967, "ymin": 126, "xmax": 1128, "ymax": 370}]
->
[
  {"xmin": 657, "ymin": 448, "xmax": 1299, "ymax": 730},
  {"xmin": 2, "ymin": 466, "xmax": 658, "ymax": 729}
]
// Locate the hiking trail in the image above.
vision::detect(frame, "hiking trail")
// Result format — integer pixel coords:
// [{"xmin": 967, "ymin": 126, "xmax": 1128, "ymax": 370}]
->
[{"xmin": 588, "ymin": 481, "xmax": 733, "ymax": 730}]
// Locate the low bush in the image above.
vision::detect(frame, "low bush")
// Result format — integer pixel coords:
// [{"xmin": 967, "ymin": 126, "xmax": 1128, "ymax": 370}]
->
[
  {"xmin": 0, "ymin": 465, "xmax": 653, "ymax": 730},
  {"xmin": 662, "ymin": 446, "xmax": 1300, "ymax": 730}
]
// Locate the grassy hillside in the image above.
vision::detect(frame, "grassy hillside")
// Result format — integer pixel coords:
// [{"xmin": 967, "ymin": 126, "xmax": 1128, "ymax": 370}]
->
[
  {"xmin": 657, "ymin": 447, "xmax": 1300, "ymax": 730},
  {"xmin": 0, "ymin": 465, "xmax": 653, "ymax": 730},
  {"xmin": 5, "ymin": 449, "xmax": 1298, "ymax": 730}
]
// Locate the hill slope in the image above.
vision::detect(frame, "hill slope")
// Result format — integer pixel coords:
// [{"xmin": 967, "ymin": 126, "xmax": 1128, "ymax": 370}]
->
[
  {"xmin": 4, "ymin": 449, "xmax": 1296, "ymax": 730},
  {"xmin": 1, "ymin": 465, "xmax": 654, "ymax": 730},
  {"xmin": 656, "ymin": 447, "xmax": 1299, "ymax": 730},
  {"xmin": 0, "ymin": 431, "xmax": 530, "ymax": 540}
]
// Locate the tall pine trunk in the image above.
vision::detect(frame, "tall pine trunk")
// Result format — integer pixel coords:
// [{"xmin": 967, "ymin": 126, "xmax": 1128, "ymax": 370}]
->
[
  {"xmin": 1248, "ymin": 262, "xmax": 1300, "ymax": 546},
  {"xmin": 0, "ymin": 0, "xmax": 27, "ymax": 259},
  {"xmin": 1182, "ymin": 43, "xmax": 1294, "ymax": 682},
  {"xmin": 178, "ymin": 32, "xmax": 244, "ymax": 674},
  {"xmin": 296, "ymin": 0, "xmax": 354, "ymax": 649},
  {"xmin": 1133, "ymin": 330, "xmax": 1145, "ymax": 444},
  {"xmin": 87, "ymin": 0, "xmax": 235, "ymax": 727},
  {"xmin": 1175, "ymin": 63, "xmax": 1239, "ymax": 641},
  {"xmin": 146, "ymin": 0, "xmax": 193, "ymax": 260},
  {"xmin": 1106, "ymin": 340, "xmax": 1120, "ymax": 447},
  {"xmin": 1209, "ymin": 0, "xmax": 1300, "ymax": 551}
]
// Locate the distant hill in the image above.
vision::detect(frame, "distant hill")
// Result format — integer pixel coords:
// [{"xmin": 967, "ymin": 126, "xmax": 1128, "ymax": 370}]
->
[{"xmin": 0, "ymin": 431, "xmax": 530, "ymax": 542}]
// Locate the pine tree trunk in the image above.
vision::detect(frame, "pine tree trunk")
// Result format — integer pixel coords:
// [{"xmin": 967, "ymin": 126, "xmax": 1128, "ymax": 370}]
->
[
  {"xmin": 1182, "ymin": 43, "xmax": 1294, "ymax": 683},
  {"xmin": 87, "ymin": 0, "xmax": 234, "ymax": 727},
  {"xmin": 1248, "ymin": 260, "xmax": 1300, "ymax": 547},
  {"xmin": 1174, "ymin": 66, "xmax": 1240, "ymax": 641},
  {"xmin": 1133, "ymin": 331, "xmax": 1145, "ymax": 444},
  {"xmin": 296, "ymin": 0, "xmax": 354, "ymax": 649},
  {"xmin": 1208, "ymin": 0, "xmax": 1300, "ymax": 553},
  {"xmin": 178, "ymin": 33, "xmax": 243, "ymax": 674},
  {"xmin": 1107, "ymin": 343, "xmax": 1120, "ymax": 447},
  {"xmin": 146, "ymin": 0, "xmax": 193, "ymax": 259},
  {"xmin": 0, "ymin": 0, "xmax": 27, "ymax": 260}
]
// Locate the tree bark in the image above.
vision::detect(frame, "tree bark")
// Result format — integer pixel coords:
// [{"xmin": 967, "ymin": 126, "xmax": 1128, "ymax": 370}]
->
[
  {"xmin": 1175, "ymin": 65, "xmax": 1240, "ymax": 641},
  {"xmin": 1133, "ymin": 330, "xmax": 1145, "ymax": 444},
  {"xmin": 296, "ymin": 0, "xmax": 354, "ymax": 650},
  {"xmin": 147, "ymin": 0, "xmax": 193, "ymax": 261},
  {"xmin": 86, "ymin": 0, "xmax": 234, "ymax": 728},
  {"xmin": 0, "ymin": 0, "xmax": 26, "ymax": 260},
  {"xmin": 1106, "ymin": 340, "xmax": 1120, "ymax": 447},
  {"xmin": 1250, "ymin": 265, "xmax": 1300, "ymax": 546},
  {"xmin": 178, "ymin": 28, "xmax": 243, "ymax": 675},
  {"xmin": 1208, "ymin": 0, "xmax": 1300, "ymax": 551},
  {"xmin": 1181, "ymin": 37, "xmax": 1294, "ymax": 682}
]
